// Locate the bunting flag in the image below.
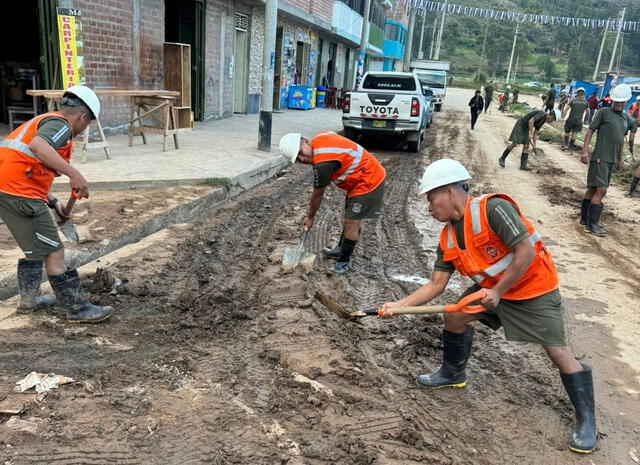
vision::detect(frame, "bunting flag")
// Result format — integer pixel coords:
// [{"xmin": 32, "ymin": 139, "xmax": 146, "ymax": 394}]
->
[{"xmin": 409, "ymin": 0, "xmax": 639, "ymax": 32}]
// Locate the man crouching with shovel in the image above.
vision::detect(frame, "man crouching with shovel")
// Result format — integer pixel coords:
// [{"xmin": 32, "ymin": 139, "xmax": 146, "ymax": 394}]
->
[
  {"xmin": 379, "ymin": 159, "xmax": 596, "ymax": 454},
  {"xmin": 279, "ymin": 131, "xmax": 385, "ymax": 275},
  {"xmin": 0, "ymin": 86, "xmax": 112, "ymax": 323}
]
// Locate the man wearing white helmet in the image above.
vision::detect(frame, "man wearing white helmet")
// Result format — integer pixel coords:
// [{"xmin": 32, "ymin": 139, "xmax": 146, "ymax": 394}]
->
[
  {"xmin": 379, "ymin": 159, "xmax": 596, "ymax": 454},
  {"xmin": 579, "ymin": 83, "xmax": 637, "ymax": 235},
  {"xmin": 561, "ymin": 87, "xmax": 589, "ymax": 151},
  {"xmin": 0, "ymin": 85, "xmax": 113, "ymax": 323},
  {"xmin": 498, "ymin": 108, "xmax": 560, "ymax": 170},
  {"xmin": 278, "ymin": 131, "xmax": 386, "ymax": 275}
]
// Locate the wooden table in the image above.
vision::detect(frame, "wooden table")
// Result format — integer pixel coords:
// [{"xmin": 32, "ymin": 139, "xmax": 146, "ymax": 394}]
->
[{"xmin": 27, "ymin": 89, "xmax": 183, "ymax": 159}]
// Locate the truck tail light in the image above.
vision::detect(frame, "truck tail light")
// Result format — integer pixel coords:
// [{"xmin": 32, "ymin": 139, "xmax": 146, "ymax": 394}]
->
[
  {"xmin": 342, "ymin": 94, "xmax": 350, "ymax": 113},
  {"xmin": 411, "ymin": 97, "xmax": 420, "ymax": 117}
]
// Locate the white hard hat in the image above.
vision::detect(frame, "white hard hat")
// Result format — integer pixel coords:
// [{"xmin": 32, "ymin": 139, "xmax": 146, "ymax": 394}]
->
[
  {"xmin": 507, "ymin": 85, "xmax": 511, "ymax": 89},
  {"xmin": 63, "ymin": 85, "xmax": 100, "ymax": 119},
  {"xmin": 636, "ymin": 95, "xmax": 640, "ymax": 100},
  {"xmin": 576, "ymin": 87, "xmax": 586, "ymax": 93},
  {"xmin": 553, "ymin": 109, "xmax": 561, "ymax": 121},
  {"xmin": 279, "ymin": 133, "xmax": 302, "ymax": 163},
  {"xmin": 418, "ymin": 159, "xmax": 471, "ymax": 195},
  {"xmin": 611, "ymin": 83, "xmax": 632, "ymax": 102}
]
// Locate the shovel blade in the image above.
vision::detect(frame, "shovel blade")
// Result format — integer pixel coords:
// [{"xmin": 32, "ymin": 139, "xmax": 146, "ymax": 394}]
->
[
  {"xmin": 282, "ymin": 247, "xmax": 301, "ymax": 269},
  {"xmin": 299, "ymin": 252, "xmax": 317, "ymax": 273},
  {"xmin": 59, "ymin": 220, "xmax": 79, "ymax": 243}
]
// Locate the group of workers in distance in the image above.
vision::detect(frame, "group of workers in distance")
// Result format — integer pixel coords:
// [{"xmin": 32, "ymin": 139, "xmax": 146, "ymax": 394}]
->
[{"xmin": 497, "ymin": 82, "xmax": 637, "ymax": 236}]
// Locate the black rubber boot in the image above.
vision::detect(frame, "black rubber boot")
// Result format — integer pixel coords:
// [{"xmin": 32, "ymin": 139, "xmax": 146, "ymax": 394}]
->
[
  {"xmin": 322, "ymin": 232, "xmax": 344, "ymax": 259},
  {"xmin": 498, "ymin": 149, "xmax": 510, "ymax": 168},
  {"xmin": 418, "ymin": 327, "xmax": 474, "ymax": 388},
  {"xmin": 569, "ymin": 140, "xmax": 578, "ymax": 151},
  {"xmin": 629, "ymin": 177, "xmax": 640, "ymax": 197},
  {"xmin": 585, "ymin": 204, "xmax": 607, "ymax": 236},
  {"xmin": 519, "ymin": 152, "xmax": 532, "ymax": 171},
  {"xmin": 563, "ymin": 135, "xmax": 570, "ymax": 150},
  {"xmin": 16, "ymin": 259, "xmax": 56, "ymax": 313},
  {"xmin": 333, "ymin": 238, "xmax": 357, "ymax": 275},
  {"xmin": 560, "ymin": 364, "xmax": 597, "ymax": 453},
  {"xmin": 579, "ymin": 199, "xmax": 591, "ymax": 226},
  {"xmin": 48, "ymin": 269, "xmax": 113, "ymax": 323}
]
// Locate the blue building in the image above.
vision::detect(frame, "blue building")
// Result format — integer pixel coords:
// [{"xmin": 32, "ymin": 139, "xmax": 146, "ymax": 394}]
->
[{"xmin": 382, "ymin": 20, "xmax": 407, "ymax": 71}]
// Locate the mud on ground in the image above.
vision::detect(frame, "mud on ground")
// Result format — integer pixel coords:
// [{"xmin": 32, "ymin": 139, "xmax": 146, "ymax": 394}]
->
[{"xmin": 1, "ymin": 99, "xmax": 639, "ymax": 464}]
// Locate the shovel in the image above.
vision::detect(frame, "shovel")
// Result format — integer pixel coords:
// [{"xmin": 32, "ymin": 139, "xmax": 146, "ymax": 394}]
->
[
  {"xmin": 57, "ymin": 192, "xmax": 80, "ymax": 243},
  {"xmin": 533, "ymin": 147, "xmax": 545, "ymax": 158},
  {"xmin": 315, "ymin": 291, "xmax": 487, "ymax": 319},
  {"xmin": 282, "ymin": 230, "xmax": 316, "ymax": 271}
]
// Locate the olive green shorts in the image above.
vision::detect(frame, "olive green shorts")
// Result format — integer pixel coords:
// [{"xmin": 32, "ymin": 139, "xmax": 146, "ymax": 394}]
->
[
  {"xmin": 564, "ymin": 118, "xmax": 583, "ymax": 134},
  {"xmin": 344, "ymin": 181, "xmax": 384, "ymax": 220},
  {"xmin": 508, "ymin": 123, "xmax": 530, "ymax": 146},
  {"xmin": 586, "ymin": 160, "xmax": 615, "ymax": 188},
  {"xmin": 461, "ymin": 285, "xmax": 568, "ymax": 346},
  {"xmin": 0, "ymin": 192, "xmax": 63, "ymax": 260}
]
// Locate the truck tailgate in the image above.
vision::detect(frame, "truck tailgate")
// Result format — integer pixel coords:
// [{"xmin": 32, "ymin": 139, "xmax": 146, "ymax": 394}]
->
[{"xmin": 349, "ymin": 92, "xmax": 413, "ymax": 121}]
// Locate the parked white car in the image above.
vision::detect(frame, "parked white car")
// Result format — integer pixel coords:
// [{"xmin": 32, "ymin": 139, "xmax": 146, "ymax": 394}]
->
[
  {"xmin": 341, "ymin": 72, "xmax": 433, "ymax": 153},
  {"xmin": 523, "ymin": 81, "xmax": 542, "ymax": 87}
]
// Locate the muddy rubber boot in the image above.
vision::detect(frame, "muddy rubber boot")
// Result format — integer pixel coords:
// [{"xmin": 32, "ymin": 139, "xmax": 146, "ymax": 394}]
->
[
  {"xmin": 48, "ymin": 269, "xmax": 113, "ymax": 324},
  {"xmin": 585, "ymin": 204, "xmax": 607, "ymax": 236},
  {"xmin": 519, "ymin": 152, "xmax": 532, "ymax": 171},
  {"xmin": 322, "ymin": 233, "xmax": 344, "ymax": 259},
  {"xmin": 560, "ymin": 364, "xmax": 597, "ymax": 454},
  {"xmin": 579, "ymin": 199, "xmax": 591, "ymax": 226},
  {"xmin": 498, "ymin": 149, "xmax": 510, "ymax": 168},
  {"xmin": 333, "ymin": 238, "xmax": 357, "ymax": 275},
  {"xmin": 563, "ymin": 135, "xmax": 570, "ymax": 150},
  {"xmin": 569, "ymin": 140, "xmax": 578, "ymax": 152},
  {"xmin": 16, "ymin": 259, "xmax": 56, "ymax": 313},
  {"xmin": 418, "ymin": 327, "xmax": 474, "ymax": 388},
  {"xmin": 628, "ymin": 177, "xmax": 640, "ymax": 197}
]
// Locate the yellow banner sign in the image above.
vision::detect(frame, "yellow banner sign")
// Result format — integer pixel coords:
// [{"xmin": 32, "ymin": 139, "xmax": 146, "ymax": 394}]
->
[{"xmin": 57, "ymin": 8, "xmax": 85, "ymax": 89}]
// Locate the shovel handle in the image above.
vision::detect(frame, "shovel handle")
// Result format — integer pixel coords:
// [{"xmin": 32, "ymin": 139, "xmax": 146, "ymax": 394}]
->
[
  {"xmin": 369, "ymin": 290, "xmax": 488, "ymax": 317},
  {"xmin": 62, "ymin": 194, "xmax": 78, "ymax": 218}
]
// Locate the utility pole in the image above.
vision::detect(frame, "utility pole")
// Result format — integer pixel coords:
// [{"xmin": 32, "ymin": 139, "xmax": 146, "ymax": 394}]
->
[
  {"xmin": 433, "ymin": 0, "xmax": 448, "ymax": 60},
  {"xmin": 428, "ymin": 15, "xmax": 438, "ymax": 59},
  {"xmin": 593, "ymin": 26, "xmax": 607, "ymax": 81},
  {"xmin": 356, "ymin": 0, "xmax": 372, "ymax": 84},
  {"xmin": 403, "ymin": 6, "xmax": 416, "ymax": 71},
  {"xmin": 258, "ymin": 0, "xmax": 278, "ymax": 151},
  {"xmin": 513, "ymin": 54, "xmax": 519, "ymax": 82},
  {"xmin": 616, "ymin": 33, "xmax": 624, "ymax": 74},
  {"xmin": 477, "ymin": 20, "xmax": 489, "ymax": 78},
  {"xmin": 506, "ymin": 23, "xmax": 519, "ymax": 84},
  {"xmin": 608, "ymin": 8, "xmax": 625, "ymax": 73},
  {"xmin": 418, "ymin": 8, "xmax": 427, "ymax": 59}
]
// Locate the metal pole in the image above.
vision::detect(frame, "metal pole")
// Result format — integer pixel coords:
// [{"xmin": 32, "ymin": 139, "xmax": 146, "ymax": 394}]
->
[
  {"xmin": 418, "ymin": 8, "xmax": 427, "ymax": 59},
  {"xmin": 513, "ymin": 54, "xmax": 519, "ymax": 82},
  {"xmin": 428, "ymin": 15, "xmax": 437, "ymax": 59},
  {"xmin": 403, "ymin": 6, "xmax": 416, "ymax": 71},
  {"xmin": 433, "ymin": 0, "xmax": 447, "ymax": 60},
  {"xmin": 608, "ymin": 8, "xmax": 625, "ymax": 73},
  {"xmin": 506, "ymin": 23, "xmax": 519, "ymax": 84},
  {"xmin": 616, "ymin": 33, "xmax": 624, "ymax": 74},
  {"xmin": 356, "ymin": 0, "xmax": 372, "ymax": 84},
  {"xmin": 258, "ymin": 0, "xmax": 278, "ymax": 151},
  {"xmin": 593, "ymin": 26, "xmax": 608, "ymax": 81},
  {"xmin": 477, "ymin": 20, "xmax": 489, "ymax": 77}
]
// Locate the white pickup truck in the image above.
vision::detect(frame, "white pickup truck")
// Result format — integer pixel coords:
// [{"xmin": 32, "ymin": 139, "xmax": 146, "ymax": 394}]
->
[{"xmin": 341, "ymin": 71, "xmax": 434, "ymax": 153}]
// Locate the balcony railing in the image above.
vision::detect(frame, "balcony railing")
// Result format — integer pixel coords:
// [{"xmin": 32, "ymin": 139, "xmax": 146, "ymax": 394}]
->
[
  {"xmin": 368, "ymin": 23, "xmax": 384, "ymax": 51},
  {"xmin": 332, "ymin": 1, "xmax": 362, "ymax": 43}
]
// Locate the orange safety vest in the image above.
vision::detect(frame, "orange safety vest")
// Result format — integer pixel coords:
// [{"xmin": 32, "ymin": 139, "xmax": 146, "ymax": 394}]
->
[
  {"xmin": 0, "ymin": 112, "xmax": 73, "ymax": 201},
  {"xmin": 630, "ymin": 103, "xmax": 640, "ymax": 121},
  {"xmin": 311, "ymin": 132, "xmax": 385, "ymax": 197},
  {"xmin": 439, "ymin": 193, "xmax": 559, "ymax": 300}
]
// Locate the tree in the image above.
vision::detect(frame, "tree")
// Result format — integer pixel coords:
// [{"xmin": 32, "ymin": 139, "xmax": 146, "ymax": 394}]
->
[{"xmin": 537, "ymin": 55, "xmax": 556, "ymax": 80}]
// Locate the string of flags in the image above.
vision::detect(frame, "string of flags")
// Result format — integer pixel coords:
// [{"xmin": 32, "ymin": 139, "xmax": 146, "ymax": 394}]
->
[{"xmin": 406, "ymin": 0, "xmax": 639, "ymax": 32}]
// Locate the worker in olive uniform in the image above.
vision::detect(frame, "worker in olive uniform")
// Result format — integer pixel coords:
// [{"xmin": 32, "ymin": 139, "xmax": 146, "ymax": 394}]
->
[
  {"xmin": 279, "ymin": 131, "xmax": 385, "ymax": 275},
  {"xmin": 499, "ymin": 109, "xmax": 560, "ymax": 170},
  {"xmin": 483, "ymin": 82, "xmax": 494, "ymax": 113},
  {"xmin": 379, "ymin": 159, "xmax": 597, "ymax": 454},
  {"xmin": 0, "ymin": 86, "xmax": 112, "ymax": 323},
  {"xmin": 561, "ymin": 87, "xmax": 590, "ymax": 151},
  {"xmin": 545, "ymin": 83, "xmax": 556, "ymax": 112},
  {"xmin": 499, "ymin": 85, "xmax": 511, "ymax": 112},
  {"xmin": 580, "ymin": 84, "xmax": 638, "ymax": 236}
]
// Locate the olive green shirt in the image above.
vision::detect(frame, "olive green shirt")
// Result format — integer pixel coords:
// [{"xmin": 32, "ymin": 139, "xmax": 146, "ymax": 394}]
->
[
  {"xmin": 567, "ymin": 98, "xmax": 589, "ymax": 122},
  {"xmin": 434, "ymin": 197, "xmax": 528, "ymax": 273},
  {"xmin": 589, "ymin": 108, "xmax": 637, "ymax": 163},
  {"xmin": 547, "ymin": 89, "xmax": 556, "ymax": 105},
  {"xmin": 313, "ymin": 161, "xmax": 341, "ymax": 188},
  {"xmin": 36, "ymin": 117, "xmax": 71, "ymax": 149},
  {"xmin": 484, "ymin": 85, "xmax": 494, "ymax": 97},
  {"xmin": 517, "ymin": 110, "xmax": 547, "ymax": 132}
]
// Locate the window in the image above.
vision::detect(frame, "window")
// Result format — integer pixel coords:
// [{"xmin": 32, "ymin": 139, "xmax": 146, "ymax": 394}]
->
[
  {"xmin": 385, "ymin": 22, "xmax": 399, "ymax": 41},
  {"xmin": 362, "ymin": 73, "xmax": 416, "ymax": 91}
]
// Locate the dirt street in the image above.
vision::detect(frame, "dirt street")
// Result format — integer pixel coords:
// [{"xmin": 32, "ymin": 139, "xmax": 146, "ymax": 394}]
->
[{"xmin": 1, "ymin": 89, "xmax": 639, "ymax": 464}]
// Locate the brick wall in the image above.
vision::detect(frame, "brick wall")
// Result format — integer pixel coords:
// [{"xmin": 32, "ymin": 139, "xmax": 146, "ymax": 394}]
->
[
  {"xmin": 281, "ymin": 0, "xmax": 333, "ymax": 24},
  {"xmin": 204, "ymin": 0, "xmax": 235, "ymax": 120},
  {"xmin": 69, "ymin": 0, "xmax": 164, "ymax": 132}
]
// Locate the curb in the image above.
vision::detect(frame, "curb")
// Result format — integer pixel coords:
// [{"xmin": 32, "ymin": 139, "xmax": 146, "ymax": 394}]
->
[{"xmin": 0, "ymin": 157, "xmax": 289, "ymax": 302}]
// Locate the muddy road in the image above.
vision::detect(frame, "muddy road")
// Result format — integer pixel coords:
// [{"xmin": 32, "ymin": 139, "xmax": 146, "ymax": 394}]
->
[{"xmin": 1, "ymin": 90, "xmax": 639, "ymax": 464}]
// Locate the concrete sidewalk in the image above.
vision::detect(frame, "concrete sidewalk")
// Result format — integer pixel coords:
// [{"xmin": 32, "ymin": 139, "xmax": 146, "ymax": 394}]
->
[{"xmin": 50, "ymin": 108, "xmax": 343, "ymax": 190}]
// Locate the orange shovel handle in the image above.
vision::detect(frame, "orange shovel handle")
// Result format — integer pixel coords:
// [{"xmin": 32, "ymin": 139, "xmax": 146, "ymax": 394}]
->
[{"xmin": 443, "ymin": 290, "xmax": 487, "ymax": 314}]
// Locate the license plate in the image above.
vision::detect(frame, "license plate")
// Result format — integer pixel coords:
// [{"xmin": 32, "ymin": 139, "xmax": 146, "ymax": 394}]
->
[{"xmin": 372, "ymin": 120, "xmax": 387, "ymax": 128}]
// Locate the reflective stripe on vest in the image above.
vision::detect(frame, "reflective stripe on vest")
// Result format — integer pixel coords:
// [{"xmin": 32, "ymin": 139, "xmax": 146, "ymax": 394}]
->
[
  {"xmin": 0, "ymin": 115, "xmax": 44, "ymax": 160},
  {"xmin": 468, "ymin": 229, "xmax": 542, "ymax": 283},
  {"xmin": 469, "ymin": 194, "xmax": 490, "ymax": 234},
  {"xmin": 312, "ymin": 145, "xmax": 364, "ymax": 184}
]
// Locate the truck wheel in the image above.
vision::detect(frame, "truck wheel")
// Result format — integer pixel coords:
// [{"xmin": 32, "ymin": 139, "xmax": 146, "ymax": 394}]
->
[
  {"xmin": 407, "ymin": 131, "xmax": 422, "ymax": 153},
  {"xmin": 435, "ymin": 104, "xmax": 442, "ymax": 112}
]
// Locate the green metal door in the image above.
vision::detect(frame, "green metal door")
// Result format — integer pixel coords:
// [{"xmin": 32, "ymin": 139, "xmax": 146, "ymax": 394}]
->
[
  {"xmin": 192, "ymin": 0, "xmax": 204, "ymax": 120},
  {"xmin": 38, "ymin": 0, "xmax": 60, "ymax": 89}
]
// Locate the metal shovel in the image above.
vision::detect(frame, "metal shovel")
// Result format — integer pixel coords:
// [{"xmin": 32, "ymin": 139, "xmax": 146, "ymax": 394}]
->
[
  {"xmin": 57, "ymin": 193, "xmax": 80, "ymax": 243},
  {"xmin": 282, "ymin": 230, "xmax": 317, "ymax": 271}
]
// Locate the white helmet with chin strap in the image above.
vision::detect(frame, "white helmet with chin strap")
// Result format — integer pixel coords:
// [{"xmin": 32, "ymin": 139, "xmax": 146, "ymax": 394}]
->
[
  {"xmin": 63, "ymin": 85, "xmax": 100, "ymax": 119},
  {"xmin": 611, "ymin": 83, "xmax": 632, "ymax": 103},
  {"xmin": 418, "ymin": 159, "xmax": 471, "ymax": 195},
  {"xmin": 279, "ymin": 133, "xmax": 302, "ymax": 164}
]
